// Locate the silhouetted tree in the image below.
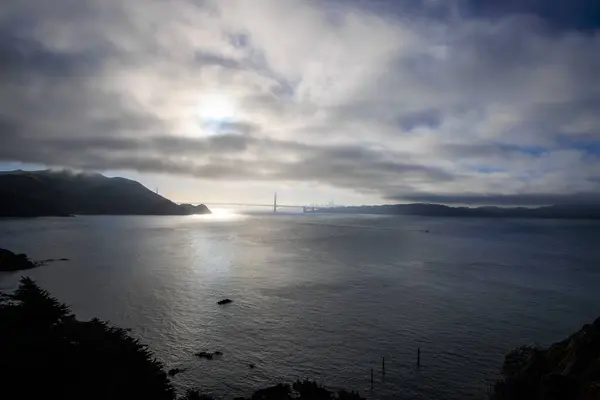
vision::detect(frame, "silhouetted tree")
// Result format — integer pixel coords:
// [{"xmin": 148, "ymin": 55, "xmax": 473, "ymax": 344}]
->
[
  {"xmin": 250, "ymin": 383, "xmax": 291, "ymax": 400},
  {"xmin": 293, "ymin": 380, "xmax": 333, "ymax": 399},
  {"xmin": 0, "ymin": 277, "xmax": 175, "ymax": 400},
  {"xmin": 336, "ymin": 389, "xmax": 364, "ymax": 400}
]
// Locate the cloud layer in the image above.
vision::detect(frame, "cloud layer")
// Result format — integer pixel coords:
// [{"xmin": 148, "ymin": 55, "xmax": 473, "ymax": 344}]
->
[{"xmin": 1, "ymin": 0, "xmax": 599, "ymax": 205}]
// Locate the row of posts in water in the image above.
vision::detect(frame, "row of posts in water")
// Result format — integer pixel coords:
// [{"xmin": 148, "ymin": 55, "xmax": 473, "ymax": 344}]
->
[{"xmin": 370, "ymin": 348, "xmax": 421, "ymax": 390}]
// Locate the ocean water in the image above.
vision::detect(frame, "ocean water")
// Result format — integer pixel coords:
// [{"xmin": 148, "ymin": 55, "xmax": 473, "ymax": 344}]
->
[{"xmin": 1, "ymin": 212, "xmax": 599, "ymax": 399}]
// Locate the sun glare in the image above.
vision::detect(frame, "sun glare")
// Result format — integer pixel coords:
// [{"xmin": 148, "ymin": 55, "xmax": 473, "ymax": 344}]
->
[
  {"xmin": 197, "ymin": 94, "xmax": 235, "ymax": 122},
  {"xmin": 191, "ymin": 207, "xmax": 245, "ymax": 221}
]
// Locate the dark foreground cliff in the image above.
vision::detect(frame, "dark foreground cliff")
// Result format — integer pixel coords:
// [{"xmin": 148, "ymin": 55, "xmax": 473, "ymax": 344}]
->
[
  {"xmin": 0, "ymin": 170, "xmax": 210, "ymax": 217},
  {"xmin": 492, "ymin": 318, "xmax": 600, "ymax": 400}
]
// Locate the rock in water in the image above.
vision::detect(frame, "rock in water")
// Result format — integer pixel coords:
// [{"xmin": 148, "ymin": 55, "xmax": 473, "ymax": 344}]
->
[
  {"xmin": 217, "ymin": 299, "xmax": 233, "ymax": 305},
  {"xmin": 0, "ymin": 248, "xmax": 37, "ymax": 271},
  {"xmin": 167, "ymin": 368, "xmax": 185, "ymax": 377},
  {"xmin": 195, "ymin": 351, "xmax": 214, "ymax": 360}
]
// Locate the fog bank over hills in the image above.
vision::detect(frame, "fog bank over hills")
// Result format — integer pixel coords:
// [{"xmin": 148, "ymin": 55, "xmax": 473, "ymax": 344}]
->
[{"xmin": 322, "ymin": 203, "xmax": 600, "ymax": 220}]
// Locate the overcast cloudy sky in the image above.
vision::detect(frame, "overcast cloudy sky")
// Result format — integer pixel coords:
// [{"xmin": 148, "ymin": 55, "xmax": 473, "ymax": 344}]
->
[{"xmin": 1, "ymin": 0, "xmax": 599, "ymax": 206}]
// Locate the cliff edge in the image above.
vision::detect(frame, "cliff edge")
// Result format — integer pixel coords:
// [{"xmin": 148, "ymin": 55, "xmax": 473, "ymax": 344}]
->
[{"xmin": 493, "ymin": 317, "xmax": 600, "ymax": 399}]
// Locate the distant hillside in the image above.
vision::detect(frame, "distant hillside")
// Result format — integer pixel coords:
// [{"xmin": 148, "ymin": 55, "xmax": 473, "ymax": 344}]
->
[
  {"xmin": 321, "ymin": 203, "xmax": 600, "ymax": 220},
  {"xmin": 0, "ymin": 170, "xmax": 211, "ymax": 217}
]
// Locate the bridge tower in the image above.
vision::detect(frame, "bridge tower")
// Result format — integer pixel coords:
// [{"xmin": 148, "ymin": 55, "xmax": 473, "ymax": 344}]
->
[{"xmin": 273, "ymin": 192, "xmax": 277, "ymax": 213}]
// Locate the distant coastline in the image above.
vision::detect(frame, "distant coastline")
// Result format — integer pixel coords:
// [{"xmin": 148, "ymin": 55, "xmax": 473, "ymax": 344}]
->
[
  {"xmin": 0, "ymin": 169, "xmax": 211, "ymax": 218},
  {"xmin": 3, "ymin": 169, "xmax": 599, "ymax": 220},
  {"xmin": 317, "ymin": 203, "xmax": 600, "ymax": 220}
]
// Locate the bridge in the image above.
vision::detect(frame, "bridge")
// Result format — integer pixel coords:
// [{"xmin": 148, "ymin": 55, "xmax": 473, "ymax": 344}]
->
[{"xmin": 185, "ymin": 193, "xmax": 329, "ymax": 213}]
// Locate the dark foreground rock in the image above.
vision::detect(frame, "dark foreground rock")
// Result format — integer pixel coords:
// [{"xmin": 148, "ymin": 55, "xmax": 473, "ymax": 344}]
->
[
  {"xmin": 492, "ymin": 317, "xmax": 600, "ymax": 400},
  {"xmin": 0, "ymin": 248, "xmax": 37, "ymax": 271}
]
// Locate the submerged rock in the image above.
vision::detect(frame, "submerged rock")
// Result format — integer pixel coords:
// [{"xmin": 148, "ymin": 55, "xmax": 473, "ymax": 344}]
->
[
  {"xmin": 195, "ymin": 350, "xmax": 223, "ymax": 360},
  {"xmin": 195, "ymin": 351, "xmax": 214, "ymax": 360},
  {"xmin": 217, "ymin": 299, "xmax": 233, "ymax": 305},
  {"xmin": 167, "ymin": 368, "xmax": 185, "ymax": 377},
  {"xmin": 39, "ymin": 258, "xmax": 70, "ymax": 264}
]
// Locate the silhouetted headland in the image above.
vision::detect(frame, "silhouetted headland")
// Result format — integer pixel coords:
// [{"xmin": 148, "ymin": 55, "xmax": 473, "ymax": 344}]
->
[
  {"xmin": 0, "ymin": 169, "xmax": 211, "ymax": 217},
  {"xmin": 179, "ymin": 203, "xmax": 211, "ymax": 215},
  {"xmin": 0, "ymin": 248, "xmax": 37, "ymax": 271},
  {"xmin": 322, "ymin": 203, "xmax": 600, "ymax": 220}
]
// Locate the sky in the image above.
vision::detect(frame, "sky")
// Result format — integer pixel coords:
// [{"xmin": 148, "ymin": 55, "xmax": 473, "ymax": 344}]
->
[{"xmin": 1, "ymin": 0, "xmax": 599, "ymax": 206}]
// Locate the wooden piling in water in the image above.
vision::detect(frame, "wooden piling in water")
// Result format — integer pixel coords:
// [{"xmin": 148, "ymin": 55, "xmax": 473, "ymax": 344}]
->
[
  {"xmin": 382, "ymin": 357, "xmax": 385, "ymax": 376},
  {"xmin": 370, "ymin": 368, "xmax": 374, "ymax": 389},
  {"xmin": 417, "ymin": 347, "xmax": 421, "ymax": 367}
]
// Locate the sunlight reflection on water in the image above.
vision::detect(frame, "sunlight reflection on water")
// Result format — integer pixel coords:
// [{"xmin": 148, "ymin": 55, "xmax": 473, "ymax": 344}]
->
[{"xmin": 192, "ymin": 208, "xmax": 247, "ymax": 221}]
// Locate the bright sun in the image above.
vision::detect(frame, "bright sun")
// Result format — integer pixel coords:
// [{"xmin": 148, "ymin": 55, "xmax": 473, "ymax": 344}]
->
[{"xmin": 197, "ymin": 94, "xmax": 235, "ymax": 122}]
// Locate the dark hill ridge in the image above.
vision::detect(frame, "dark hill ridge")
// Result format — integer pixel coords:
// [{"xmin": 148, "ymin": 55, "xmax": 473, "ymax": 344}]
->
[
  {"xmin": 0, "ymin": 169, "xmax": 210, "ymax": 217},
  {"xmin": 322, "ymin": 202, "xmax": 600, "ymax": 220}
]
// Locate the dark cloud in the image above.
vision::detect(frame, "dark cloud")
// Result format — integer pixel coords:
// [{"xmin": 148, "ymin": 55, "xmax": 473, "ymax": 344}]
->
[
  {"xmin": 282, "ymin": 145, "xmax": 456, "ymax": 190},
  {"xmin": 0, "ymin": 134, "xmax": 252, "ymax": 158},
  {"xmin": 349, "ymin": 0, "xmax": 600, "ymax": 31},
  {"xmin": 394, "ymin": 192, "xmax": 600, "ymax": 206},
  {"xmin": 0, "ymin": 124, "xmax": 455, "ymax": 193},
  {"xmin": 461, "ymin": 0, "xmax": 600, "ymax": 32},
  {"xmin": 194, "ymin": 52, "xmax": 244, "ymax": 69},
  {"xmin": 439, "ymin": 143, "xmax": 543, "ymax": 158},
  {"xmin": 397, "ymin": 109, "xmax": 442, "ymax": 131},
  {"xmin": 0, "ymin": 32, "xmax": 103, "ymax": 77}
]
